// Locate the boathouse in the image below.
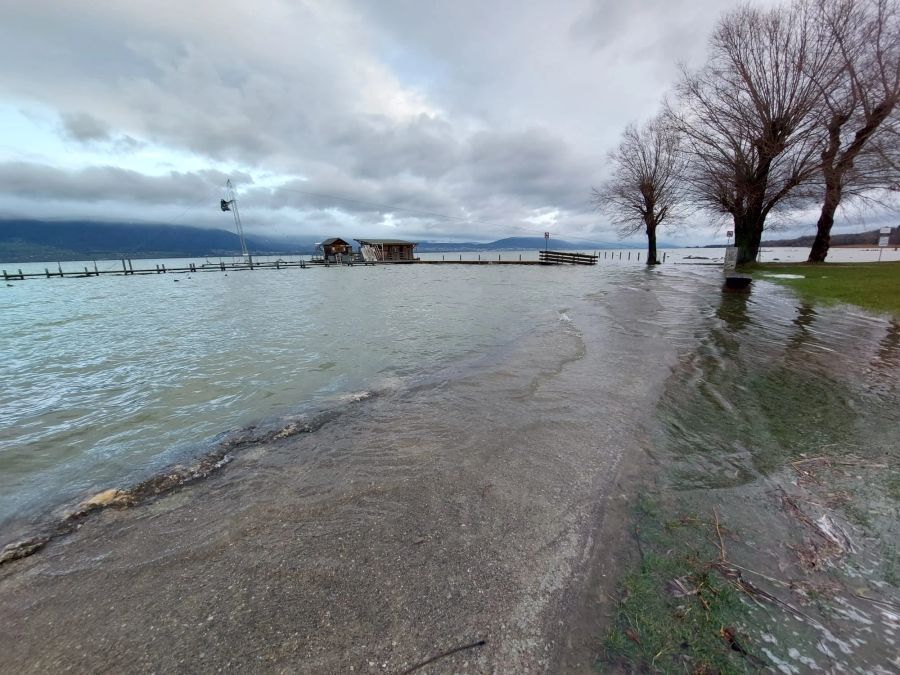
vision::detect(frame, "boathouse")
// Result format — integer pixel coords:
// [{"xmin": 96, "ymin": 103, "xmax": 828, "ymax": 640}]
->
[
  {"xmin": 320, "ymin": 237, "xmax": 353, "ymax": 262},
  {"xmin": 356, "ymin": 239, "xmax": 418, "ymax": 262}
]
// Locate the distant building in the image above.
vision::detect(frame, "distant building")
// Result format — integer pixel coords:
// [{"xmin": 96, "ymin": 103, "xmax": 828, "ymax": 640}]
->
[
  {"xmin": 319, "ymin": 237, "xmax": 353, "ymax": 262},
  {"xmin": 356, "ymin": 239, "xmax": 418, "ymax": 262}
]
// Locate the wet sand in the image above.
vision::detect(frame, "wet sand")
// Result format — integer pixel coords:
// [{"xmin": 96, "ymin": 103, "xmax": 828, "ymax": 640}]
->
[{"xmin": 0, "ymin": 278, "xmax": 697, "ymax": 673}]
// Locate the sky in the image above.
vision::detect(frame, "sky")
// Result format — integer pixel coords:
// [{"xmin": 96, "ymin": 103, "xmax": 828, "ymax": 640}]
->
[{"xmin": 0, "ymin": 0, "xmax": 894, "ymax": 244}]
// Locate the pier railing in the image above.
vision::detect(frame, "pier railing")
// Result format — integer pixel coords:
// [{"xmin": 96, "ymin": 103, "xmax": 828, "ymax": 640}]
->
[{"xmin": 538, "ymin": 250, "xmax": 598, "ymax": 265}]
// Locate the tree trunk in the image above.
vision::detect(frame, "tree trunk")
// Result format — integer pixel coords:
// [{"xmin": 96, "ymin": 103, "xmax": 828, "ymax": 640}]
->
[
  {"xmin": 646, "ymin": 221, "xmax": 659, "ymax": 265},
  {"xmin": 733, "ymin": 211, "xmax": 764, "ymax": 265},
  {"xmin": 808, "ymin": 185, "xmax": 841, "ymax": 262}
]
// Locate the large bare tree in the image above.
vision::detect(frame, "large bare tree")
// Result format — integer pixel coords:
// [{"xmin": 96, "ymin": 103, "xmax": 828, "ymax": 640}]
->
[
  {"xmin": 592, "ymin": 117, "xmax": 686, "ymax": 265},
  {"xmin": 807, "ymin": 0, "xmax": 900, "ymax": 262},
  {"xmin": 669, "ymin": 1, "xmax": 838, "ymax": 265}
]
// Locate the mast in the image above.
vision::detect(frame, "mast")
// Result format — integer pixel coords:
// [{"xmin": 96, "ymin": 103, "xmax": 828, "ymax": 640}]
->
[{"xmin": 222, "ymin": 179, "xmax": 249, "ymax": 259}]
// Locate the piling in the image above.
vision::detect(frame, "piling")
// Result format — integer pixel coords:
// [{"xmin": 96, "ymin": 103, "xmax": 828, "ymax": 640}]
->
[
  {"xmin": 628, "ymin": 251, "xmax": 631, "ymax": 261},
  {"xmin": 93, "ymin": 261, "xmax": 99, "ymax": 276},
  {"xmin": 45, "ymin": 268, "xmax": 50, "ymax": 278}
]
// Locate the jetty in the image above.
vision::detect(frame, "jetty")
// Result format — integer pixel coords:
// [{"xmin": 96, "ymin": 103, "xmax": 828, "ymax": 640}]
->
[{"xmin": 2, "ymin": 250, "xmax": 615, "ymax": 282}]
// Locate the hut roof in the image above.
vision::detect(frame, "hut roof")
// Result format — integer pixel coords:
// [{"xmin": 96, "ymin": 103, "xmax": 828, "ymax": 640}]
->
[
  {"xmin": 355, "ymin": 239, "xmax": 418, "ymax": 246},
  {"xmin": 321, "ymin": 237, "xmax": 350, "ymax": 246}
]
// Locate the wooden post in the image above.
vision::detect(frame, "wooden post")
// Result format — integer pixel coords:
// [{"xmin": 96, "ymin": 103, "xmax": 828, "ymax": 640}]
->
[
  {"xmin": 220, "ymin": 261, "xmax": 225, "ymax": 271},
  {"xmin": 519, "ymin": 254, "xmax": 522, "ymax": 261},
  {"xmin": 628, "ymin": 251, "xmax": 631, "ymax": 260},
  {"xmin": 93, "ymin": 261, "xmax": 99, "ymax": 276},
  {"xmin": 128, "ymin": 259, "xmax": 134, "ymax": 274},
  {"xmin": 604, "ymin": 251, "xmax": 607, "ymax": 259},
  {"xmin": 156, "ymin": 264, "xmax": 160, "ymax": 273},
  {"xmin": 2, "ymin": 270, "xmax": 7, "ymax": 281},
  {"xmin": 637, "ymin": 252, "xmax": 641, "ymax": 261},
  {"xmin": 45, "ymin": 268, "xmax": 50, "ymax": 278},
  {"xmin": 162, "ymin": 264, "xmax": 167, "ymax": 273},
  {"xmin": 498, "ymin": 254, "xmax": 501, "ymax": 261},
  {"xmin": 663, "ymin": 252, "xmax": 667, "ymax": 263},
  {"xmin": 459, "ymin": 254, "xmax": 462, "ymax": 261},
  {"xmin": 275, "ymin": 260, "xmax": 280, "ymax": 270},
  {"xmin": 84, "ymin": 266, "xmax": 90, "ymax": 276},
  {"xmin": 58, "ymin": 262, "xmax": 64, "ymax": 277},
  {"xmin": 619, "ymin": 251, "xmax": 622, "ymax": 259},
  {"xmin": 478, "ymin": 254, "xmax": 480, "ymax": 261},
  {"xmin": 122, "ymin": 259, "xmax": 128, "ymax": 274}
]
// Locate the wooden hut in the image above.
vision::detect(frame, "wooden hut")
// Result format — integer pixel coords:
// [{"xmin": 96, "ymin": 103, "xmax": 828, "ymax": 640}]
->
[
  {"xmin": 320, "ymin": 237, "xmax": 353, "ymax": 262},
  {"xmin": 356, "ymin": 239, "xmax": 418, "ymax": 262}
]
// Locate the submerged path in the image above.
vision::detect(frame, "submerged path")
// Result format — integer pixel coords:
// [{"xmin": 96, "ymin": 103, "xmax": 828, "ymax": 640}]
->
[{"xmin": 0, "ymin": 273, "xmax": 703, "ymax": 673}]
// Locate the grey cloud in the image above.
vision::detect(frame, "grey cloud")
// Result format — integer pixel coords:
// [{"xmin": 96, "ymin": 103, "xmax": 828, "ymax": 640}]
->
[
  {"xmin": 0, "ymin": 0, "xmax": 872, "ymax": 244},
  {"xmin": 60, "ymin": 112, "xmax": 111, "ymax": 142},
  {"xmin": 0, "ymin": 161, "xmax": 248, "ymax": 206}
]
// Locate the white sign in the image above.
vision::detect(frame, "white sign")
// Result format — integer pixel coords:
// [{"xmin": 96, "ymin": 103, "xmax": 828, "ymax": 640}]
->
[
  {"xmin": 879, "ymin": 235, "xmax": 890, "ymax": 247},
  {"xmin": 544, "ymin": 232, "xmax": 549, "ymax": 239},
  {"xmin": 880, "ymin": 227, "xmax": 892, "ymax": 234},
  {"xmin": 724, "ymin": 246, "xmax": 738, "ymax": 272}
]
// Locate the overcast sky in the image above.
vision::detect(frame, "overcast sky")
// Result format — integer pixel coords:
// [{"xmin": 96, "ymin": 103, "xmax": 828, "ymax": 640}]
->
[{"xmin": 0, "ymin": 0, "xmax": 893, "ymax": 244}]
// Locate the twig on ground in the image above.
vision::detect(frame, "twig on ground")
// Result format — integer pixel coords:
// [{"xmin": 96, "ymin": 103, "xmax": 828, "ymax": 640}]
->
[
  {"xmin": 399, "ymin": 639, "xmax": 487, "ymax": 675},
  {"xmin": 713, "ymin": 507, "xmax": 726, "ymax": 563}
]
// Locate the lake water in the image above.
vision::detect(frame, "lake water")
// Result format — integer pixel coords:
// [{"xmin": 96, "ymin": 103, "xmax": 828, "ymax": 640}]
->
[
  {"xmin": 0, "ymin": 246, "xmax": 897, "ymax": 537},
  {"xmin": 2, "ymin": 246, "xmax": 899, "ymax": 671}
]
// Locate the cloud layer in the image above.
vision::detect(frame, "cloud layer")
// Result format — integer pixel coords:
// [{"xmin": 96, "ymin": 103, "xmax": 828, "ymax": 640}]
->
[{"xmin": 2, "ymin": 0, "xmax": 880, "ymax": 243}]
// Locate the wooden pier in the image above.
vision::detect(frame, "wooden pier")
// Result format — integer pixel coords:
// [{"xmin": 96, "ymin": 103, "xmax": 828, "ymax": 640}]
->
[
  {"xmin": 1, "ymin": 257, "xmax": 382, "ymax": 281},
  {"xmin": 1, "ymin": 249, "xmax": 660, "ymax": 282},
  {"xmin": 539, "ymin": 250, "xmax": 598, "ymax": 265}
]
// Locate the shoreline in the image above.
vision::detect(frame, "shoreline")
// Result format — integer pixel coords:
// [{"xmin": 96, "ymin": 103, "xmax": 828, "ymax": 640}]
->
[{"xmin": 0, "ymin": 272, "xmax": 690, "ymax": 672}]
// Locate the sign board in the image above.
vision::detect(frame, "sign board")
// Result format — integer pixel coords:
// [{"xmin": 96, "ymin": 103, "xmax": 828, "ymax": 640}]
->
[
  {"xmin": 726, "ymin": 230, "xmax": 734, "ymax": 238},
  {"xmin": 544, "ymin": 232, "xmax": 549, "ymax": 239},
  {"xmin": 724, "ymin": 246, "xmax": 738, "ymax": 272},
  {"xmin": 880, "ymin": 226, "xmax": 892, "ymax": 247}
]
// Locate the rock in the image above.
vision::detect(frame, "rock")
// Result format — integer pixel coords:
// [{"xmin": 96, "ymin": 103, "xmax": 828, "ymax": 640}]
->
[
  {"xmin": 81, "ymin": 488, "xmax": 132, "ymax": 509},
  {"xmin": 0, "ymin": 537, "xmax": 48, "ymax": 565}
]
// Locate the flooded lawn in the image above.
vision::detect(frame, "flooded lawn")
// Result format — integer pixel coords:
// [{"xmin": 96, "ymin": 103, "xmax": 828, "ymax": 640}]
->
[{"xmin": 603, "ymin": 287, "xmax": 900, "ymax": 673}]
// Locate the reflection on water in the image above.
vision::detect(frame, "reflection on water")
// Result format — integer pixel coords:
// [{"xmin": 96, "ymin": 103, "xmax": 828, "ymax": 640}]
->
[
  {"xmin": 654, "ymin": 281, "xmax": 900, "ymax": 672},
  {"xmin": 658, "ymin": 284, "xmax": 896, "ymax": 490}
]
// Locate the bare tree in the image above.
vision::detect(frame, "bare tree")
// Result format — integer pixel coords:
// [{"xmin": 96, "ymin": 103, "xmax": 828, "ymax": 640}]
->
[
  {"xmin": 592, "ymin": 117, "xmax": 686, "ymax": 265},
  {"xmin": 669, "ymin": 1, "xmax": 838, "ymax": 265},
  {"xmin": 807, "ymin": 0, "xmax": 900, "ymax": 262}
]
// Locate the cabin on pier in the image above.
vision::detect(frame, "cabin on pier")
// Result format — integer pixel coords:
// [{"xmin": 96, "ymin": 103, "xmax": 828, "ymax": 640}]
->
[
  {"xmin": 319, "ymin": 237, "xmax": 353, "ymax": 262},
  {"xmin": 356, "ymin": 239, "xmax": 418, "ymax": 262}
]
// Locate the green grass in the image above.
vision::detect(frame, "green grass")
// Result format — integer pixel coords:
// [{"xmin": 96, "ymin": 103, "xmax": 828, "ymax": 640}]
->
[
  {"xmin": 751, "ymin": 261, "xmax": 900, "ymax": 316},
  {"xmin": 601, "ymin": 496, "xmax": 763, "ymax": 674}
]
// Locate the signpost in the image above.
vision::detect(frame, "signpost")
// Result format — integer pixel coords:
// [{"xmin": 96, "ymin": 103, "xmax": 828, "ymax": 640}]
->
[
  {"xmin": 726, "ymin": 230, "xmax": 734, "ymax": 247},
  {"xmin": 879, "ymin": 226, "xmax": 892, "ymax": 262},
  {"xmin": 544, "ymin": 231, "xmax": 549, "ymax": 252}
]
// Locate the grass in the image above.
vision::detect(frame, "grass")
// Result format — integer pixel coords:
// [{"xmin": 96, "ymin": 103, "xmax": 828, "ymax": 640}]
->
[
  {"xmin": 601, "ymin": 496, "xmax": 762, "ymax": 674},
  {"xmin": 750, "ymin": 261, "xmax": 900, "ymax": 316}
]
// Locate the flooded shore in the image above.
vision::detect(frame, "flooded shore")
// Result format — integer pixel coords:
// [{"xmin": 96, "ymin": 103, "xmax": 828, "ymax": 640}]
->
[{"xmin": 1, "ymin": 263, "xmax": 897, "ymax": 672}]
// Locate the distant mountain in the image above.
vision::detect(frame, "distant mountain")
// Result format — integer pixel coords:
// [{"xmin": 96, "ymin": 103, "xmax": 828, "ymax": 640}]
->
[
  {"xmin": 416, "ymin": 236, "xmax": 640, "ymax": 252},
  {"xmin": 0, "ymin": 219, "xmax": 650, "ymax": 262},
  {"xmin": 0, "ymin": 219, "xmax": 315, "ymax": 262},
  {"xmin": 762, "ymin": 226, "xmax": 899, "ymax": 247}
]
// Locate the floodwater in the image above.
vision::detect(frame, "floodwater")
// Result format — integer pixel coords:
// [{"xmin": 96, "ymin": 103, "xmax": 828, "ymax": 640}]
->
[{"xmin": 0, "ymin": 252, "xmax": 898, "ymax": 672}]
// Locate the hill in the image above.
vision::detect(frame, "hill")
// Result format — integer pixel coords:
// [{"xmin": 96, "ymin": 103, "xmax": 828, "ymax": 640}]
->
[
  {"xmin": 0, "ymin": 219, "xmax": 312, "ymax": 262},
  {"xmin": 0, "ymin": 219, "xmax": 645, "ymax": 262},
  {"xmin": 763, "ymin": 226, "xmax": 899, "ymax": 247}
]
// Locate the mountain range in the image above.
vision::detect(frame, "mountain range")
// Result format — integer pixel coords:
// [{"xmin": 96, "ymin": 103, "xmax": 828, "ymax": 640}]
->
[{"xmin": 0, "ymin": 219, "xmax": 641, "ymax": 262}]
